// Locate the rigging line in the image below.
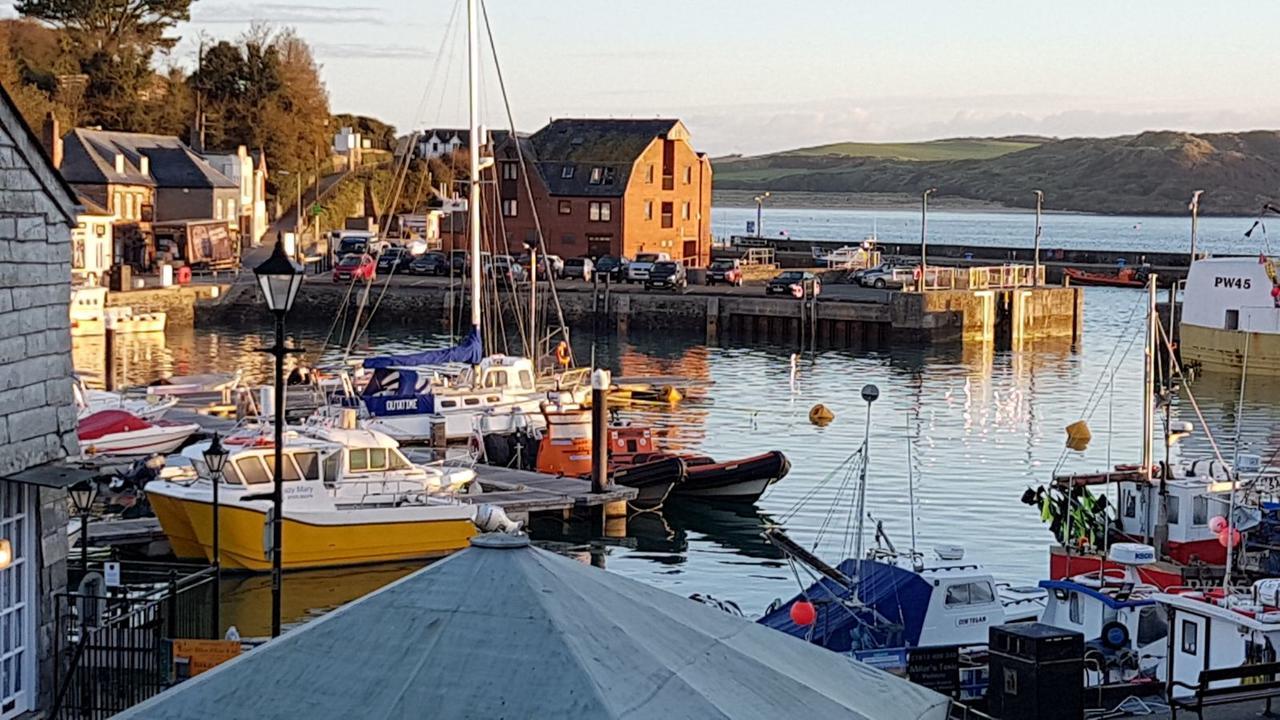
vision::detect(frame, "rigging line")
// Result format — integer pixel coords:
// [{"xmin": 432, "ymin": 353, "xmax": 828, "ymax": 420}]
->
[
  {"xmin": 1224, "ymin": 332, "xmax": 1250, "ymax": 589},
  {"xmin": 410, "ymin": 0, "xmax": 463, "ymax": 127},
  {"xmin": 776, "ymin": 447, "xmax": 863, "ymax": 523},
  {"xmin": 1155, "ymin": 322, "xmax": 1230, "ymax": 468},
  {"xmin": 480, "ymin": 0, "xmax": 572, "ymax": 362}
]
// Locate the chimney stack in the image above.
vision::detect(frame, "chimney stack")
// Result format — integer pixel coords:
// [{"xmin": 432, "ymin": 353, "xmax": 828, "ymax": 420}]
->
[{"xmin": 41, "ymin": 112, "xmax": 62, "ymax": 169}]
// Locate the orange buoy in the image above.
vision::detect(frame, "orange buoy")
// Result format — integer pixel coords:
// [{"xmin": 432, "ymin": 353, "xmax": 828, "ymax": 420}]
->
[
  {"xmin": 790, "ymin": 600, "xmax": 817, "ymax": 626},
  {"xmin": 808, "ymin": 404, "xmax": 835, "ymax": 426}
]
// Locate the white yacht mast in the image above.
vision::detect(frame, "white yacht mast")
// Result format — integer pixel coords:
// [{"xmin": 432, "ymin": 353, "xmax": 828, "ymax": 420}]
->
[
  {"xmin": 467, "ymin": 0, "xmax": 482, "ymax": 333},
  {"xmin": 1143, "ymin": 274, "xmax": 1157, "ymax": 542}
]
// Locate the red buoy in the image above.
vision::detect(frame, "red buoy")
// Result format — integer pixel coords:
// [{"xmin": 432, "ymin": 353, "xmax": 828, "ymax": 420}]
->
[{"xmin": 790, "ymin": 600, "xmax": 817, "ymax": 626}]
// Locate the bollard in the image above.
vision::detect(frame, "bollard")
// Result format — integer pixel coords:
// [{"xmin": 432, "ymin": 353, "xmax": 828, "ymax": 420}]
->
[{"xmin": 590, "ymin": 369, "xmax": 611, "ymax": 493}]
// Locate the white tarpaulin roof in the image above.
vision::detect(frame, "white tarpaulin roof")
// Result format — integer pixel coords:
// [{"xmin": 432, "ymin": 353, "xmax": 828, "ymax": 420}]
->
[{"xmin": 117, "ymin": 534, "xmax": 950, "ymax": 719}]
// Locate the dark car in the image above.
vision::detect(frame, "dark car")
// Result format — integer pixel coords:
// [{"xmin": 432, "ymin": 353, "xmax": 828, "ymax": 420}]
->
[
  {"xmin": 594, "ymin": 255, "xmax": 630, "ymax": 282},
  {"xmin": 706, "ymin": 258, "xmax": 743, "ymax": 286},
  {"xmin": 376, "ymin": 246, "xmax": 412, "ymax": 273},
  {"xmin": 408, "ymin": 251, "xmax": 449, "ymax": 276},
  {"xmin": 448, "ymin": 250, "xmax": 468, "ymax": 275},
  {"xmin": 766, "ymin": 270, "xmax": 820, "ymax": 297},
  {"xmin": 645, "ymin": 261, "xmax": 687, "ymax": 292}
]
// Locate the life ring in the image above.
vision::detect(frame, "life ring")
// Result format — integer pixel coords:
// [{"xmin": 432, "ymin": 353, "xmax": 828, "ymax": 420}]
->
[{"xmin": 555, "ymin": 341, "xmax": 571, "ymax": 367}]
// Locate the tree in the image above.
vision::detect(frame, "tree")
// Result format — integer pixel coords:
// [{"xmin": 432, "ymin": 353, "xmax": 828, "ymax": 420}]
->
[{"xmin": 14, "ymin": 0, "xmax": 193, "ymax": 53}]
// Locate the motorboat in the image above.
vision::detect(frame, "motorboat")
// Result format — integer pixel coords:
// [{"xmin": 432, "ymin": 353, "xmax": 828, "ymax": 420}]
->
[
  {"xmin": 73, "ymin": 376, "xmax": 177, "ymax": 421},
  {"xmin": 1179, "ymin": 255, "xmax": 1280, "ymax": 376},
  {"xmin": 77, "ymin": 409, "xmax": 199, "ymax": 457},
  {"xmin": 146, "ymin": 425, "xmax": 493, "ymax": 570},
  {"xmin": 70, "ymin": 286, "xmax": 167, "ymax": 336},
  {"xmin": 1063, "ymin": 265, "xmax": 1150, "ymax": 288},
  {"xmin": 607, "ymin": 424, "xmax": 790, "ymax": 503},
  {"xmin": 146, "ymin": 371, "xmax": 241, "ymax": 397}
]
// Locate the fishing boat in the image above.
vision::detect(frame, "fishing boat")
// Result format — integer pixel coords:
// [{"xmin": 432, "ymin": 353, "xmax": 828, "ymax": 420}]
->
[
  {"xmin": 70, "ymin": 286, "xmax": 167, "ymax": 336},
  {"xmin": 1179, "ymin": 255, "xmax": 1280, "ymax": 376},
  {"xmin": 1158, "ymin": 580, "xmax": 1280, "ymax": 701},
  {"xmin": 73, "ymin": 376, "xmax": 177, "ymax": 421},
  {"xmin": 77, "ymin": 409, "xmax": 199, "ymax": 457},
  {"xmin": 146, "ymin": 426, "xmax": 489, "ymax": 570},
  {"xmin": 1063, "ymin": 265, "xmax": 1150, "ymax": 288}
]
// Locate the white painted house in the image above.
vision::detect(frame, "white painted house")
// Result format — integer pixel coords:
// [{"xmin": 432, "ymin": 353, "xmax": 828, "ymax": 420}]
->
[{"xmin": 203, "ymin": 145, "xmax": 269, "ymax": 247}]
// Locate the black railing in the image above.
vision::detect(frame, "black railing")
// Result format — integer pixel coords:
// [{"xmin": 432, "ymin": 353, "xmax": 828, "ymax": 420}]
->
[{"xmin": 52, "ymin": 562, "xmax": 219, "ymax": 719}]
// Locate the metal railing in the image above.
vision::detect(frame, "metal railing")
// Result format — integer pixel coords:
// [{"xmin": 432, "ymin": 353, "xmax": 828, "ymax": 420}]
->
[
  {"xmin": 52, "ymin": 562, "xmax": 219, "ymax": 719},
  {"xmin": 907, "ymin": 264, "xmax": 1046, "ymax": 291}
]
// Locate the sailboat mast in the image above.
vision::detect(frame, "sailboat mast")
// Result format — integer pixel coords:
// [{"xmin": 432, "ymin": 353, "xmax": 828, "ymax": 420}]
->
[
  {"xmin": 467, "ymin": 0, "xmax": 482, "ymax": 333},
  {"xmin": 1143, "ymin": 274, "xmax": 1157, "ymax": 542}
]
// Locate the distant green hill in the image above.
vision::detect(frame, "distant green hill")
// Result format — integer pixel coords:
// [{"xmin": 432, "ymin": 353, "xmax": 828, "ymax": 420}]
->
[{"xmin": 715, "ymin": 132, "xmax": 1280, "ymax": 215}]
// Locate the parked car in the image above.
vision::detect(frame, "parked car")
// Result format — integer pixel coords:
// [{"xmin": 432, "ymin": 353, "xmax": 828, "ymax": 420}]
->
[
  {"xmin": 857, "ymin": 263, "xmax": 907, "ymax": 289},
  {"xmin": 765, "ymin": 270, "xmax": 820, "ymax": 297},
  {"xmin": 489, "ymin": 255, "xmax": 527, "ymax": 285},
  {"xmin": 448, "ymin": 250, "xmax": 468, "ymax": 275},
  {"xmin": 333, "ymin": 253, "xmax": 376, "ymax": 283},
  {"xmin": 645, "ymin": 261, "xmax": 687, "ymax": 292},
  {"xmin": 408, "ymin": 251, "xmax": 449, "ymax": 276},
  {"xmin": 594, "ymin": 255, "xmax": 630, "ymax": 282},
  {"xmin": 518, "ymin": 253, "xmax": 564, "ymax": 278},
  {"xmin": 464, "ymin": 251, "xmax": 493, "ymax": 273},
  {"xmin": 627, "ymin": 252, "xmax": 671, "ymax": 283},
  {"xmin": 376, "ymin": 246, "xmax": 413, "ymax": 273},
  {"xmin": 561, "ymin": 257, "xmax": 594, "ymax": 282},
  {"xmin": 706, "ymin": 258, "xmax": 743, "ymax": 286}
]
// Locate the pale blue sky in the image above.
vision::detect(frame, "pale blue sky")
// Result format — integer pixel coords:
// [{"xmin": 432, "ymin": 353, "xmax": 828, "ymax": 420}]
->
[{"xmin": 83, "ymin": 1, "xmax": 1280, "ymax": 153}]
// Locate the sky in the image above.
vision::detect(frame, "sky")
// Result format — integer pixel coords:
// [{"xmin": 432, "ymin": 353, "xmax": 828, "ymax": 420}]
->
[{"xmin": 147, "ymin": 1, "xmax": 1280, "ymax": 155}]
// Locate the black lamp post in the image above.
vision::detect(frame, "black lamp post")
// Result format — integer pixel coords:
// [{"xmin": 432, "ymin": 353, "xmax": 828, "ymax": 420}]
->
[
  {"xmin": 203, "ymin": 433, "xmax": 229, "ymax": 634},
  {"xmin": 253, "ymin": 237, "xmax": 303, "ymax": 638},
  {"xmin": 68, "ymin": 479, "xmax": 100, "ymax": 574}
]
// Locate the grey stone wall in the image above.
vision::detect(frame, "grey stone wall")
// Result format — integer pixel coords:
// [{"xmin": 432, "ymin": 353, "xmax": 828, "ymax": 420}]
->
[{"xmin": 0, "ymin": 95, "xmax": 77, "ymax": 715}]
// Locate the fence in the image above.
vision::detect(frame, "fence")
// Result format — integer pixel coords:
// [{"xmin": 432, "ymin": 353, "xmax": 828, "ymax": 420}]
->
[
  {"xmin": 903, "ymin": 264, "xmax": 1046, "ymax": 291},
  {"xmin": 52, "ymin": 561, "xmax": 218, "ymax": 719}
]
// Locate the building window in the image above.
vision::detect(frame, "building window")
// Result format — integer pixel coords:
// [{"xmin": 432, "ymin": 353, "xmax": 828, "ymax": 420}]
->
[
  {"xmin": 561, "ymin": 233, "xmax": 576, "ymax": 246},
  {"xmin": 645, "ymin": 164, "xmax": 655, "ymax": 184},
  {"xmin": 661, "ymin": 201, "xmax": 673, "ymax": 229},
  {"xmin": 0, "ymin": 483, "xmax": 35, "ymax": 717},
  {"xmin": 681, "ymin": 201, "xmax": 690, "ymax": 221},
  {"xmin": 214, "ymin": 199, "xmax": 223, "ymax": 220},
  {"xmin": 502, "ymin": 199, "xmax": 518, "ymax": 217},
  {"xmin": 589, "ymin": 201, "xmax": 611, "ymax": 222},
  {"xmin": 561, "ymin": 165, "xmax": 575, "ymax": 179},
  {"xmin": 589, "ymin": 167, "xmax": 604, "ymax": 184},
  {"xmin": 501, "ymin": 161, "xmax": 518, "ymax": 180},
  {"xmin": 114, "ymin": 191, "xmax": 123, "ymax": 217},
  {"xmin": 644, "ymin": 200, "xmax": 653, "ymax": 220},
  {"xmin": 558, "ymin": 200, "xmax": 572, "ymax": 215},
  {"xmin": 684, "ymin": 166, "xmax": 693, "ymax": 184}
]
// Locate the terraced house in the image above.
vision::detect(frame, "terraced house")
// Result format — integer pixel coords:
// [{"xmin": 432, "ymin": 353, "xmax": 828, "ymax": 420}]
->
[{"xmin": 443, "ymin": 118, "xmax": 712, "ymax": 266}]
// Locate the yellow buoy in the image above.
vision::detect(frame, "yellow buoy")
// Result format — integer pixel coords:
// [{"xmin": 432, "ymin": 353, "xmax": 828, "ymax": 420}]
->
[
  {"xmin": 808, "ymin": 404, "xmax": 835, "ymax": 426},
  {"xmin": 661, "ymin": 386, "xmax": 683, "ymax": 404},
  {"xmin": 1065, "ymin": 420, "xmax": 1092, "ymax": 451}
]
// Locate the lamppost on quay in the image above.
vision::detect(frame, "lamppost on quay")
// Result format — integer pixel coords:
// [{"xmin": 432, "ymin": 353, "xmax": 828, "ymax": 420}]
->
[
  {"xmin": 920, "ymin": 188, "xmax": 937, "ymax": 291},
  {"xmin": 253, "ymin": 237, "xmax": 304, "ymax": 638},
  {"xmin": 68, "ymin": 479, "xmax": 100, "ymax": 573},
  {"xmin": 1188, "ymin": 189, "xmax": 1204, "ymax": 263},
  {"xmin": 203, "ymin": 433, "xmax": 230, "ymax": 634},
  {"xmin": 1033, "ymin": 189, "xmax": 1044, "ymax": 285},
  {"xmin": 753, "ymin": 191, "xmax": 771, "ymax": 238}
]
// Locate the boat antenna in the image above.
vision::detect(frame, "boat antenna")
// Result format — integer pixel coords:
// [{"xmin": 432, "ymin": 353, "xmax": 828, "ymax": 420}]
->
[
  {"xmin": 1142, "ymin": 273, "xmax": 1157, "ymax": 545},
  {"xmin": 853, "ymin": 384, "xmax": 879, "ymax": 577},
  {"xmin": 1224, "ymin": 332, "xmax": 1251, "ymax": 589},
  {"xmin": 467, "ymin": 0, "xmax": 483, "ymax": 339},
  {"xmin": 905, "ymin": 410, "xmax": 917, "ymax": 558},
  {"xmin": 1102, "ymin": 366, "xmax": 1115, "ymax": 577}
]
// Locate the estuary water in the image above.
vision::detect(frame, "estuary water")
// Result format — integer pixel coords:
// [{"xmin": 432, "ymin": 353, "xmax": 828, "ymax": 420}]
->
[{"xmin": 72, "ymin": 209, "xmax": 1280, "ymax": 635}]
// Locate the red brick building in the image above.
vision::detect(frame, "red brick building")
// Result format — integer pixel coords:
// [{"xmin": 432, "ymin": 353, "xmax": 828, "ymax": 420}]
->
[{"xmin": 444, "ymin": 119, "xmax": 712, "ymax": 265}]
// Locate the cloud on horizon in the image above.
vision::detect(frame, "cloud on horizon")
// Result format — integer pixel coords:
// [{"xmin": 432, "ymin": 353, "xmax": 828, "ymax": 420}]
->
[{"xmin": 192, "ymin": 3, "xmax": 386, "ymax": 26}]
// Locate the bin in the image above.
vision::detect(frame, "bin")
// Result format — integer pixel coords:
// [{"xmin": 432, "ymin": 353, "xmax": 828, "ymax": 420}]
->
[{"xmin": 159, "ymin": 264, "xmax": 174, "ymax": 287}]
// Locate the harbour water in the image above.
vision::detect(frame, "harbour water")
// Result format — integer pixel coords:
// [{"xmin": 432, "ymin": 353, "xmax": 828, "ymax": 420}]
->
[{"xmin": 76, "ymin": 211, "xmax": 1280, "ymax": 636}]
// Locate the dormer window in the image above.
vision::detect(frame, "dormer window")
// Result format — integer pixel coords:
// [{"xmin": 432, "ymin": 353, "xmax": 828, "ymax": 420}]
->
[
  {"xmin": 114, "ymin": 154, "xmax": 125, "ymax": 174},
  {"xmin": 561, "ymin": 165, "xmax": 575, "ymax": 179},
  {"xmin": 603, "ymin": 167, "xmax": 616, "ymax": 185},
  {"xmin": 589, "ymin": 167, "xmax": 603, "ymax": 184}
]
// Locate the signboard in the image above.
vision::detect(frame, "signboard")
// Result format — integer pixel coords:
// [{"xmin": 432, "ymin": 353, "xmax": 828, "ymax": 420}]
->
[
  {"xmin": 907, "ymin": 645, "xmax": 961, "ymax": 695},
  {"xmin": 853, "ymin": 647, "xmax": 908, "ymax": 674},
  {"xmin": 171, "ymin": 639, "xmax": 241, "ymax": 680},
  {"xmin": 310, "ymin": 202, "xmax": 325, "ymax": 217},
  {"xmin": 746, "ymin": 220, "xmax": 756, "ymax": 235},
  {"xmin": 103, "ymin": 561, "xmax": 121, "ymax": 588}
]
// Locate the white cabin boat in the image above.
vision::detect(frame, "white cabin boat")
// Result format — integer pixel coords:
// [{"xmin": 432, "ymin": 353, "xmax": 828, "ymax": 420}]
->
[
  {"xmin": 1180, "ymin": 256, "xmax": 1280, "ymax": 375},
  {"xmin": 1158, "ymin": 580, "xmax": 1280, "ymax": 699}
]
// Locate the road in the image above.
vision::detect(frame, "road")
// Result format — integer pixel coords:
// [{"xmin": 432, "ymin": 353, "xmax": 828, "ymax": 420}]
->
[{"xmin": 243, "ymin": 170, "xmax": 352, "ymax": 268}]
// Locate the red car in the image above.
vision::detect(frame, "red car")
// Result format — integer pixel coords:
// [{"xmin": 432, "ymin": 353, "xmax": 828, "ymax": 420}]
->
[{"xmin": 333, "ymin": 253, "xmax": 376, "ymax": 283}]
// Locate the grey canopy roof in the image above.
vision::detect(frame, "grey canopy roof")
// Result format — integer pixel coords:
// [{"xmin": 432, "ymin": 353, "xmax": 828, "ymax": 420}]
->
[{"xmin": 117, "ymin": 534, "xmax": 949, "ymax": 720}]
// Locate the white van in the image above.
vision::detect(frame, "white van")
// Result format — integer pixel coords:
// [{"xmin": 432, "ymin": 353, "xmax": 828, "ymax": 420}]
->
[{"xmin": 627, "ymin": 252, "xmax": 672, "ymax": 283}]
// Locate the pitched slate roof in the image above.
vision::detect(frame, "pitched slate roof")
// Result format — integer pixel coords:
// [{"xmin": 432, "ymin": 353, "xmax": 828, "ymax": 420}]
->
[
  {"xmin": 60, "ymin": 128, "xmax": 236, "ymax": 189},
  {"xmin": 0, "ymin": 85, "xmax": 79, "ymax": 223},
  {"xmin": 114, "ymin": 535, "xmax": 948, "ymax": 720},
  {"xmin": 530, "ymin": 118, "xmax": 681, "ymax": 197}
]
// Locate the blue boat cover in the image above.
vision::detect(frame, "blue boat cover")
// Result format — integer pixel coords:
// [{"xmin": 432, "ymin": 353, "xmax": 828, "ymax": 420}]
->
[
  {"xmin": 758, "ymin": 559, "xmax": 933, "ymax": 653},
  {"xmin": 362, "ymin": 328, "xmax": 483, "ymax": 369}
]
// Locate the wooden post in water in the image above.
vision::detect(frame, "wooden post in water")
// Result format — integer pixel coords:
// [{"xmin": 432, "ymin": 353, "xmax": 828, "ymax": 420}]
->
[
  {"xmin": 590, "ymin": 369, "xmax": 611, "ymax": 493},
  {"xmin": 103, "ymin": 326, "xmax": 116, "ymax": 391}
]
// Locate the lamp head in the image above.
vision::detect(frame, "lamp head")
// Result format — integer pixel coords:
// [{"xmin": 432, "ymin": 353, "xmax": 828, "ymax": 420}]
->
[
  {"xmin": 861, "ymin": 384, "xmax": 880, "ymax": 404},
  {"xmin": 253, "ymin": 236, "xmax": 303, "ymax": 314},
  {"xmin": 203, "ymin": 433, "xmax": 230, "ymax": 476},
  {"xmin": 68, "ymin": 479, "xmax": 99, "ymax": 514}
]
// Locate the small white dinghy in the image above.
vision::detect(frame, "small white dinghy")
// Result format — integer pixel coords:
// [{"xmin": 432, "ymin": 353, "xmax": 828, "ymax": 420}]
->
[
  {"xmin": 73, "ymin": 377, "xmax": 177, "ymax": 421},
  {"xmin": 146, "ymin": 371, "xmax": 241, "ymax": 397},
  {"xmin": 77, "ymin": 409, "xmax": 199, "ymax": 457}
]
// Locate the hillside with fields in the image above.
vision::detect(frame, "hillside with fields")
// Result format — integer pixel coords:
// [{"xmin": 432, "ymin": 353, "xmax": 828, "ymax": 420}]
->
[{"xmin": 714, "ymin": 132, "xmax": 1280, "ymax": 215}]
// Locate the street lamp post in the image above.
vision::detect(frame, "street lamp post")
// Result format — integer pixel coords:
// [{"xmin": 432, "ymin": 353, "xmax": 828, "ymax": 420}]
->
[
  {"xmin": 203, "ymin": 434, "xmax": 229, "ymax": 635},
  {"xmin": 1188, "ymin": 190, "xmax": 1204, "ymax": 263},
  {"xmin": 1033, "ymin": 190, "xmax": 1044, "ymax": 285},
  {"xmin": 920, "ymin": 188, "xmax": 937, "ymax": 291},
  {"xmin": 253, "ymin": 237, "xmax": 303, "ymax": 638},
  {"xmin": 68, "ymin": 480, "xmax": 100, "ymax": 574},
  {"xmin": 753, "ymin": 192, "xmax": 771, "ymax": 238}
]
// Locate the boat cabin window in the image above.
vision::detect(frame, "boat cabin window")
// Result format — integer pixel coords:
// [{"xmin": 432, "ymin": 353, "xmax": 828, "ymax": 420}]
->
[
  {"xmin": 1181, "ymin": 619, "xmax": 1198, "ymax": 655},
  {"xmin": 235, "ymin": 457, "xmax": 271, "ymax": 485},
  {"xmin": 265, "ymin": 454, "xmax": 302, "ymax": 482},
  {"xmin": 1225, "ymin": 309, "xmax": 1239, "ymax": 330},
  {"xmin": 1137, "ymin": 606, "xmax": 1168, "ymax": 646},
  {"xmin": 1123, "ymin": 492, "xmax": 1136, "ymax": 519},
  {"xmin": 294, "ymin": 452, "xmax": 321, "ymax": 481},
  {"xmin": 349, "ymin": 449, "xmax": 370, "ymax": 472},
  {"xmin": 484, "ymin": 370, "xmax": 509, "ymax": 389},
  {"xmin": 1068, "ymin": 592, "xmax": 1082, "ymax": 624},
  {"xmin": 945, "ymin": 581, "xmax": 995, "ymax": 607},
  {"xmin": 1192, "ymin": 497, "xmax": 1209, "ymax": 526},
  {"xmin": 440, "ymin": 400, "xmax": 457, "ymax": 409},
  {"xmin": 519, "ymin": 370, "xmax": 534, "ymax": 388},
  {"xmin": 1167, "ymin": 495, "xmax": 1180, "ymax": 526},
  {"xmin": 322, "ymin": 452, "xmax": 340, "ymax": 487},
  {"xmin": 464, "ymin": 398, "xmax": 479, "ymax": 406}
]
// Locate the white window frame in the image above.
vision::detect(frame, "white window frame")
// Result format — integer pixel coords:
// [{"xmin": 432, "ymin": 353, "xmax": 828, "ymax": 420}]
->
[
  {"xmin": 501, "ymin": 162, "xmax": 518, "ymax": 181},
  {"xmin": 0, "ymin": 482, "xmax": 37, "ymax": 719},
  {"xmin": 502, "ymin": 199, "xmax": 518, "ymax": 217}
]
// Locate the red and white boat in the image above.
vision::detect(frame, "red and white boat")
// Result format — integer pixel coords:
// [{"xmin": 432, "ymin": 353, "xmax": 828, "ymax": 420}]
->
[{"xmin": 77, "ymin": 409, "xmax": 200, "ymax": 457}]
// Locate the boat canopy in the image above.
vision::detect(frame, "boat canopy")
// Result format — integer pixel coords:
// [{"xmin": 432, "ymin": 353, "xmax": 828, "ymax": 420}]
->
[
  {"xmin": 78, "ymin": 410, "xmax": 153, "ymax": 441},
  {"xmin": 362, "ymin": 328, "xmax": 482, "ymax": 370},
  {"xmin": 758, "ymin": 559, "xmax": 933, "ymax": 652}
]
